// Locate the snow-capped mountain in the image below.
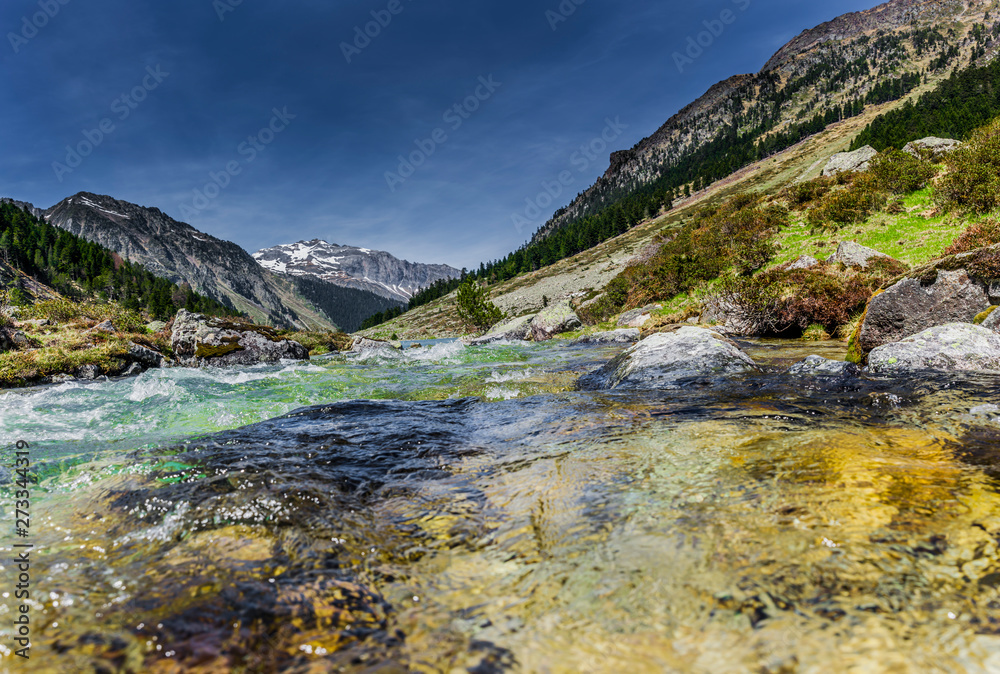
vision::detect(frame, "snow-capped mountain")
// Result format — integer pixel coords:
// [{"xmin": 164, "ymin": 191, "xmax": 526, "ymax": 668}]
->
[{"xmin": 253, "ymin": 240, "xmax": 461, "ymax": 303}]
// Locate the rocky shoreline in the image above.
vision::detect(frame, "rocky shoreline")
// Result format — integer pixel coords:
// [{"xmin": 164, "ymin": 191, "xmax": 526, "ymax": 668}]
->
[{"xmin": 0, "ymin": 309, "xmax": 351, "ymax": 389}]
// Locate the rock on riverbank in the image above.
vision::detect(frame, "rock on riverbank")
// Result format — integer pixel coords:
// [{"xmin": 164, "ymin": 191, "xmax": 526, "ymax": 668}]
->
[
  {"xmin": 171, "ymin": 310, "xmax": 309, "ymax": 367},
  {"xmin": 868, "ymin": 323, "xmax": 1000, "ymax": 374},
  {"xmin": 577, "ymin": 326, "xmax": 759, "ymax": 390}
]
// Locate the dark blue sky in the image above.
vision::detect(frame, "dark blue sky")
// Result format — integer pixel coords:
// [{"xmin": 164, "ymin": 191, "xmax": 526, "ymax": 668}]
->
[{"xmin": 1, "ymin": 0, "xmax": 878, "ymax": 269}]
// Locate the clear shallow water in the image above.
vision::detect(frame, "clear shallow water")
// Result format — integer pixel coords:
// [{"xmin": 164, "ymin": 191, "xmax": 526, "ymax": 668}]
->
[{"xmin": 2, "ymin": 339, "xmax": 1000, "ymax": 672}]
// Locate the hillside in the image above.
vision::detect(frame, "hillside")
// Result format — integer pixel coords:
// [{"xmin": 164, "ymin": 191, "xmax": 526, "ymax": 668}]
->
[{"xmin": 363, "ymin": 0, "xmax": 1000, "ymax": 339}]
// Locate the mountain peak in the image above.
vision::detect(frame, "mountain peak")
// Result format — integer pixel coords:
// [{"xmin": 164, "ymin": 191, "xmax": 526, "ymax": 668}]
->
[{"xmin": 254, "ymin": 239, "xmax": 460, "ymax": 303}]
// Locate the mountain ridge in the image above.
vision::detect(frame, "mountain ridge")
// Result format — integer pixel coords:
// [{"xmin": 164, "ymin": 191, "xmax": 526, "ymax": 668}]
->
[
  {"xmin": 253, "ymin": 239, "xmax": 461, "ymax": 304},
  {"xmin": 36, "ymin": 192, "xmax": 401, "ymax": 331},
  {"xmin": 531, "ymin": 0, "xmax": 983, "ymax": 244}
]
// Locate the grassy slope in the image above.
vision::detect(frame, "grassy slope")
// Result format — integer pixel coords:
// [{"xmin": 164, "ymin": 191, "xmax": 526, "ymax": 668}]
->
[{"xmin": 775, "ymin": 188, "xmax": 966, "ymax": 267}]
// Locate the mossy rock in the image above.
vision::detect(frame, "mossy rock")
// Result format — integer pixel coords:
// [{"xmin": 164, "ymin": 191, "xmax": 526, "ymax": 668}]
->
[
  {"xmin": 846, "ymin": 289, "xmax": 883, "ymax": 365},
  {"xmin": 974, "ymin": 305, "xmax": 999, "ymax": 325},
  {"xmin": 195, "ymin": 342, "xmax": 245, "ymax": 359}
]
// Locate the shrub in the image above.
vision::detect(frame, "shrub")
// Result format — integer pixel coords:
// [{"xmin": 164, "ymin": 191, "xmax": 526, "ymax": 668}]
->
[
  {"xmin": 620, "ymin": 193, "xmax": 787, "ymax": 306},
  {"xmin": 456, "ymin": 282, "xmax": 504, "ymax": 331},
  {"xmin": 713, "ymin": 267, "xmax": 880, "ymax": 336},
  {"xmin": 781, "ymin": 177, "xmax": 833, "ymax": 209},
  {"xmin": 715, "ymin": 274, "xmax": 787, "ymax": 335},
  {"xmin": 943, "ymin": 218, "xmax": 1000, "ymax": 255},
  {"xmin": 577, "ymin": 277, "xmax": 629, "ymax": 325},
  {"xmin": 936, "ymin": 118, "xmax": 1000, "ymax": 213},
  {"xmin": 807, "ymin": 176, "xmax": 887, "ymax": 227},
  {"xmin": 867, "ymin": 149, "xmax": 938, "ymax": 193},
  {"xmin": 22, "ymin": 300, "xmax": 146, "ymax": 332}
]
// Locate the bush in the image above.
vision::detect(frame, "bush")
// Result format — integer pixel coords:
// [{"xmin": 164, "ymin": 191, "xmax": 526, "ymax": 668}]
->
[
  {"xmin": 713, "ymin": 266, "xmax": 884, "ymax": 336},
  {"xmin": 867, "ymin": 149, "xmax": 938, "ymax": 193},
  {"xmin": 781, "ymin": 177, "xmax": 833, "ymax": 209},
  {"xmin": 456, "ymin": 282, "xmax": 504, "ymax": 331},
  {"xmin": 807, "ymin": 176, "xmax": 887, "ymax": 227},
  {"xmin": 943, "ymin": 218, "xmax": 1000, "ymax": 255},
  {"xmin": 22, "ymin": 300, "xmax": 146, "ymax": 332},
  {"xmin": 616, "ymin": 193, "xmax": 787, "ymax": 308},
  {"xmin": 936, "ymin": 118, "xmax": 1000, "ymax": 213},
  {"xmin": 577, "ymin": 277, "xmax": 629, "ymax": 325}
]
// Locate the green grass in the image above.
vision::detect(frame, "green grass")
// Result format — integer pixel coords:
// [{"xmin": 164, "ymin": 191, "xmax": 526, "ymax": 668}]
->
[{"xmin": 774, "ymin": 189, "xmax": 968, "ymax": 268}]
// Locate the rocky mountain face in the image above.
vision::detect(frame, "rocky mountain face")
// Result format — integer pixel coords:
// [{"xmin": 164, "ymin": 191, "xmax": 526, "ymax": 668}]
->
[
  {"xmin": 253, "ymin": 240, "xmax": 461, "ymax": 304},
  {"xmin": 41, "ymin": 192, "xmax": 396, "ymax": 330},
  {"xmin": 533, "ymin": 0, "xmax": 989, "ymax": 242}
]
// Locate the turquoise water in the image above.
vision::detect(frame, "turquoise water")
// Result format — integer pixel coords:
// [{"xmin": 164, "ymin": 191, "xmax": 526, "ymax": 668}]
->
[{"xmin": 1, "ymin": 339, "xmax": 1000, "ymax": 672}]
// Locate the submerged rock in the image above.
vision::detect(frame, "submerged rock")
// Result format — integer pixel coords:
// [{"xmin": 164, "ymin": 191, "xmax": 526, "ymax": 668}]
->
[
  {"xmin": 855, "ymin": 269, "xmax": 991, "ymax": 357},
  {"xmin": 788, "ymin": 355, "xmax": 859, "ymax": 377},
  {"xmin": 827, "ymin": 241, "xmax": 895, "ymax": 269},
  {"xmin": 903, "ymin": 137, "xmax": 961, "ymax": 159},
  {"xmin": 571, "ymin": 329, "xmax": 641, "ymax": 345},
  {"xmin": 577, "ymin": 326, "xmax": 759, "ymax": 390},
  {"xmin": 822, "ymin": 145, "xmax": 877, "ymax": 176},
  {"xmin": 868, "ymin": 323, "xmax": 1000, "ymax": 374},
  {"xmin": 467, "ymin": 314, "xmax": 534, "ymax": 345},
  {"xmin": 530, "ymin": 301, "xmax": 582, "ymax": 341},
  {"xmin": 171, "ymin": 309, "xmax": 309, "ymax": 367}
]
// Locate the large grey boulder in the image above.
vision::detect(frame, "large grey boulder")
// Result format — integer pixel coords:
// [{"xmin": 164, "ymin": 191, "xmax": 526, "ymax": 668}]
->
[
  {"xmin": 577, "ymin": 327, "xmax": 759, "ymax": 390},
  {"xmin": 467, "ymin": 314, "xmax": 534, "ymax": 345},
  {"xmin": 570, "ymin": 329, "xmax": 640, "ymax": 346},
  {"xmin": 530, "ymin": 301, "xmax": 582, "ymax": 342},
  {"xmin": 617, "ymin": 304, "xmax": 661, "ymax": 328},
  {"xmin": 171, "ymin": 309, "xmax": 309, "ymax": 367},
  {"xmin": 788, "ymin": 355, "xmax": 859, "ymax": 377},
  {"xmin": 868, "ymin": 323, "xmax": 1000, "ymax": 374},
  {"xmin": 903, "ymin": 137, "xmax": 961, "ymax": 159},
  {"xmin": 822, "ymin": 146, "xmax": 878, "ymax": 177},
  {"xmin": 855, "ymin": 269, "xmax": 990, "ymax": 355},
  {"xmin": 828, "ymin": 241, "xmax": 895, "ymax": 269}
]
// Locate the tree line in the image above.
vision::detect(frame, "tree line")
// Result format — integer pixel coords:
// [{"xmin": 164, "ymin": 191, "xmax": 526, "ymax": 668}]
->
[{"xmin": 0, "ymin": 203, "xmax": 232, "ymax": 320}]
